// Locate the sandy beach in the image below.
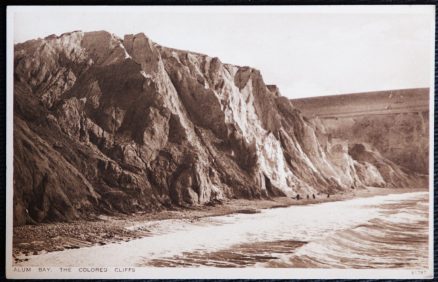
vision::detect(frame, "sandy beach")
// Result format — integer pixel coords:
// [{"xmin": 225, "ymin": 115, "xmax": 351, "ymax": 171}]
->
[{"xmin": 13, "ymin": 186, "xmax": 427, "ymax": 264}]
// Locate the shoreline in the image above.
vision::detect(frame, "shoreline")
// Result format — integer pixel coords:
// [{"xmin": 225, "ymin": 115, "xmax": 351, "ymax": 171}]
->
[{"xmin": 13, "ymin": 186, "xmax": 428, "ymax": 263}]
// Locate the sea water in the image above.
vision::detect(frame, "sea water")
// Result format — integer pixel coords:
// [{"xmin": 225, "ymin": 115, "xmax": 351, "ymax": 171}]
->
[{"xmin": 18, "ymin": 192, "xmax": 429, "ymax": 269}]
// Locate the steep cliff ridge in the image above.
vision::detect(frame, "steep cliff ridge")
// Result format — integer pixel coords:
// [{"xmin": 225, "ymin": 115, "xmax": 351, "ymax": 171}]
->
[{"xmin": 13, "ymin": 31, "xmax": 425, "ymax": 226}]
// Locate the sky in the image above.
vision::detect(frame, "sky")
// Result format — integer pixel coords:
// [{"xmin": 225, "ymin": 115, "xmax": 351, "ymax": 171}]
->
[{"xmin": 9, "ymin": 6, "xmax": 435, "ymax": 99}]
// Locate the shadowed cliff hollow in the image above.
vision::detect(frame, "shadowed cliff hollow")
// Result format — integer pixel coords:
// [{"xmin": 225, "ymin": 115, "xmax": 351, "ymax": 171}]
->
[{"xmin": 13, "ymin": 31, "xmax": 427, "ymax": 226}]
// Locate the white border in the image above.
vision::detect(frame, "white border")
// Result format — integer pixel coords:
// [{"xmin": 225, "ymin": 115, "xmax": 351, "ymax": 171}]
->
[
  {"xmin": 6, "ymin": 6, "xmax": 15, "ymax": 280},
  {"xmin": 5, "ymin": 5, "xmax": 435, "ymax": 279},
  {"xmin": 427, "ymin": 4, "xmax": 435, "ymax": 276}
]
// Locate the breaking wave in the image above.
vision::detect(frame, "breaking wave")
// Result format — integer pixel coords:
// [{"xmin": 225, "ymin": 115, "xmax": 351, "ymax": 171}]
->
[
  {"xmin": 18, "ymin": 191, "xmax": 429, "ymax": 269},
  {"xmin": 144, "ymin": 192, "xmax": 429, "ymax": 268},
  {"xmin": 263, "ymin": 192, "xmax": 429, "ymax": 268}
]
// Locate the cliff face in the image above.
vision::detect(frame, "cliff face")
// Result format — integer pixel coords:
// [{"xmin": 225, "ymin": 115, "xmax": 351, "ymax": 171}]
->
[
  {"xmin": 293, "ymin": 89, "xmax": 429, "ymax": 175},
  {"xmin": 317, "ymin": 113, "xmax": 429, "ymax": 174},
  {"xmin": 13, "ymin": 31, "xmax": 425, "ymax": 226}
]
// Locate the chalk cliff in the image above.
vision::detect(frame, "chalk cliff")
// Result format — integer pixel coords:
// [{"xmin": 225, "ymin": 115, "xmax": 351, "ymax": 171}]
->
[{"xmin": 13, "ymin": 31, "xmax": 426, "ymax": 226}]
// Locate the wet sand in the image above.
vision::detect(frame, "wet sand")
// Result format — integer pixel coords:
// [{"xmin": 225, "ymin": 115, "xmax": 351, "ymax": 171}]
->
[{"xmin": 13, "ymin": 186, "xmax": 426, "ymax": 264}]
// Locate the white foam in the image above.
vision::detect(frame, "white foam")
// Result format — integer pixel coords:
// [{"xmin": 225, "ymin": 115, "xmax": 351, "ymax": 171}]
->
[{"xmin": 16, "ymin": 192, "xmax": 428, "ymax": 267}]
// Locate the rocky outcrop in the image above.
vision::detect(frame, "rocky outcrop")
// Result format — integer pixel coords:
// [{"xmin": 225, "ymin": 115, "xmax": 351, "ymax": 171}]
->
[
  {"xmin": 13, "ymin": 31, "xmax": 426, "ymax": 226},
  {"xmin": 293, "ymin": 90, "xmax": 429, "ymax": 174},
  {"xmin": 323, "ymin": 113, "xmax": 429, "ymax": 174}
]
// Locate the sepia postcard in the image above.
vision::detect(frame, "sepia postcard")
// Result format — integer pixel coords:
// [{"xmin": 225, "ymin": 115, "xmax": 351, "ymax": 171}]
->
[{"xmin": 5, "ymin": 5, "xmax": 435, "ymax": 279}]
